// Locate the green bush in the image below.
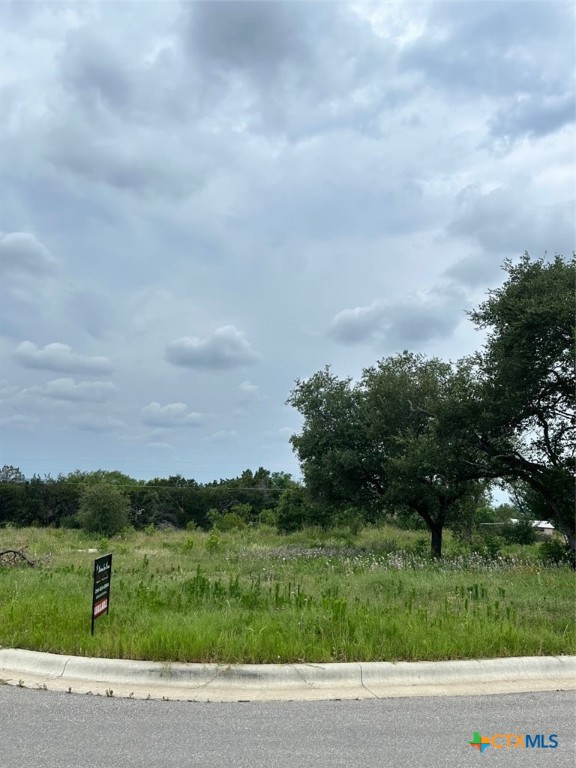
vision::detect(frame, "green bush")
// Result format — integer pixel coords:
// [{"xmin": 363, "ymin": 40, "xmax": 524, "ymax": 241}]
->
[
  {"xmin": 408, "ymin": 537, "xmax": 429, "ymax": 557},
  {"xmin": 259, "ymin": 508, "xmax": 278, "ymax": 527},
  {"xmin": 539, "ymin": 539, "xmax": 573, "ymax": 566},
  {"xmin": 276, "ymin": 486, "xmax": 329, "ymax": 532},
  {"xmin": 500, "ymin": 519, "xmax": 537, "ymax": 545},
  {"xmin": 180, "ymin": 537, "xmax": 195, "ymax": 553},
  {"xmin": 77, "ymin": 483, "xmax": 130, "ymax": 537},
  {"xmin": 480, "ymin": 534, "xmax": 503, "ymax": 559},
  {"xmin": 59, "ymin": 514, "xmax": 81, "ymax": 529},
  {"xmin": 205, "ymin": 532, "xmax": 221, "ymax": 553},
  {"xmin": 390, "ymin": 511, "xmax": 427, "ymax": 531},
  {"xmin": 208, "ymin": 509, "xmax": 246, "ymax": 531},
  {"xmin": 331, "ymin": 507, "xmax": 364, "ymax": 536}
]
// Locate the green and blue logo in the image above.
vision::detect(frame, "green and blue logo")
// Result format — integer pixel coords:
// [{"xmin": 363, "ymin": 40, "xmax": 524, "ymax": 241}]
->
[{"xmin": 469, "ymin": 731, "xmax": 558, "ymax": 752}]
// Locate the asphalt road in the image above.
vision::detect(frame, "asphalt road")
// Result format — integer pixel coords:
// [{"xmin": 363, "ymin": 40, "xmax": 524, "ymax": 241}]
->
[{"xmin": 1, "ymin": 687, "xmax": 574, "ymax": 768}]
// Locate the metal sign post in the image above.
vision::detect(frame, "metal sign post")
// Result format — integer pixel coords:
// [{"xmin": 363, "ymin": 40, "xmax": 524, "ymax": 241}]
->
[{"xmin": 91, "ymin": 553, "xmax": 112, "ymax": 636}]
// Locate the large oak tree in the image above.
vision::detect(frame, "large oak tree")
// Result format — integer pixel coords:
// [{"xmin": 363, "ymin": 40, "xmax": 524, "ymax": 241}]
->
[
  {"xmin": 467, "ymin": 254, "xmax": 575, "ymax": 556},
  {"xmin": 288, "ymin": 353, "xmax": 485, "ymax": 557}
]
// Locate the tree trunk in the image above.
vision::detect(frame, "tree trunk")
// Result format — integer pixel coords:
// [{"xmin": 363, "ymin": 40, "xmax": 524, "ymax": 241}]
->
[
  {"xmin": 416, "ymin": 504, "xmax": 445, "ymax": 559},
  {"xmin": 430, "ymin": 523, "xmax": 443, "ymax": 559},
  {"xmin": 565, "ymin": 530, "xmax": 576, "ymax": 570}
]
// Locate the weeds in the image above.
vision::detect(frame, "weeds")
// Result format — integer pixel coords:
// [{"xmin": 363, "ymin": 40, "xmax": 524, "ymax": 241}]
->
[{"xmin": 0, "ymin": 526, "xmax": 573, "ymax": 663}]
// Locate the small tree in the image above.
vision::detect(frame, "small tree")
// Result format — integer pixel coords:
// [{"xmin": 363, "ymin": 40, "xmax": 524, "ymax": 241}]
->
[
  {"xmin": 276, "ymin": 486, "xmax": 329, "ymax": 532},
  {"xmin": 0, "ymin": 465, "xmax": 26, "ymax": 483},
  {"xmin": 77, "ymin": 483, "xmax": 130, "ymax": 536}
]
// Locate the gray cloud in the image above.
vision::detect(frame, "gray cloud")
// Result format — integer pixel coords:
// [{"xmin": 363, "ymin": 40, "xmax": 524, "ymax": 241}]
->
[
  {"xmin": 252, "ymin": 152, "xmax": 434, "ymax": 240},
  {"xmin": 328, "ymin": 285, "xmax": 467, "ymax": 349},
  {"xmin": 71, "ymin": 414, "xmax": 126, "ymax": 432},
  {"xmin": 66, "ymin": 289, "xmax": 119, "ymax": 339},
  {"xmin": 0, "ymin": 232, "xmax": 64, "ymax": 340},
  {"xmin": 185, "ymin": 1, "xmax": 308, "ymax": 78},
  {"xmin": 165, "ymin": 326, "xmax": 261, "ymax": 370},
  {"xmin": 0, "ymin": 381, "xmax": 18, "ymax": 399},
  {"xmin": 27, "ymin": 378, "xmax": 119, "ymax": 403},
  {"xmin": 49, "ymin": 20, "xmax": 217, "ymax": 200},
  {"xmin": 57, "ymin": 10, "xmax": 190, "ymax": 128},
  {"xmin": 60, "ymin": 28, "xmax": 135, "ymax": 118},
  {"xmin": 489, "ymin": 92, "xmax": 575, "ymax": 143},
  {"xmin": 181, "ymin": 2, "xmax": 397, "ymax": 140},
  {"xmin": 14, "ymin": 341, "xmax": 113, "ymax": 375},
  {"xmin": 0, "ymin": 414, "xmax": 39, "ymax": 429},
  {"xmin": 444, "ymin": 253, "xmax": 504, "ymax": 289},
  {"xmin": 47, "ymin": 122, "xmax": 200, "ymax": 199},
  {"xmin": 327, "ymin": 302, "xmax": 386, "ymax": 345},
  {"xmin": 0, "ymin": 232, "xmax": 57, "ymax": 277},
  {"xmin": 141, "ymin": 401, "xmax": 203, "ymax": 428},
  {"xmin": 400, "ymin": 2, "xmax": 572, "ymax": 99},
  {"xmin": 447, "ymin": 182, "xmax": 575, "ymax": 256}
]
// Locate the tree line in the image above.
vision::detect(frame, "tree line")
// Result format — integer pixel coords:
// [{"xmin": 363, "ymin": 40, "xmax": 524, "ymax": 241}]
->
[{"xmin": 0, "ymin": 466, "xmax": 297, "ymax": 534}]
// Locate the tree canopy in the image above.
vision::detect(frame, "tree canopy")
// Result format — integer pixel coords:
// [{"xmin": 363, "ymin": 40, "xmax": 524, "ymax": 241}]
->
[
  {"xmin": 288, "ymin": 353, "xmax": 486, "ymax": 557},
  {"xmin": 467, "ymin": 254, "xmax": 575, "ymax": 553}
]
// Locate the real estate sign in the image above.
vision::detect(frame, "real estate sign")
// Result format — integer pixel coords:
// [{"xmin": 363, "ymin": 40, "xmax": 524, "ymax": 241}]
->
[{"xmin": 91, "ymin": 553, "xmax": 112, "ymax": 635}]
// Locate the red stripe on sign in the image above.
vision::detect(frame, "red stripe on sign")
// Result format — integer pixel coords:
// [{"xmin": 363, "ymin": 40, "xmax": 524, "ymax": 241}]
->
[{"xmin": 93, "ymin": 598, "xmax": 108, "ymax": 617}]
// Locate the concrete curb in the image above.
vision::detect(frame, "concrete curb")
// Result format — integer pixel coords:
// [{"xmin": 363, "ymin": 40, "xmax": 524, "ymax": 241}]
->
[{"xmin": 1, "ymin": 649, "xmax": 574, "ymax": 701}]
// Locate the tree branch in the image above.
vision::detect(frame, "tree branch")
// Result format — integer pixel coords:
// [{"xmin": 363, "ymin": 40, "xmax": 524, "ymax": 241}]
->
[{"xmin": 0, "ymin": 549, "xmax": 36, "ymax": 567}]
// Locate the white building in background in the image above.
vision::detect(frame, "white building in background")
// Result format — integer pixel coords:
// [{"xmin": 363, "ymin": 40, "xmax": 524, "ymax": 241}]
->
[{"xmin": 509, "ymin": 519, "xmax": 556, "ymax": 537}]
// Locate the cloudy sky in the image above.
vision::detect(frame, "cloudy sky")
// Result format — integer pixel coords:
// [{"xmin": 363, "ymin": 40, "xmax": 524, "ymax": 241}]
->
[{"xmin": 0, "ymin": 1, "xmax": 574, "ymax": 482}]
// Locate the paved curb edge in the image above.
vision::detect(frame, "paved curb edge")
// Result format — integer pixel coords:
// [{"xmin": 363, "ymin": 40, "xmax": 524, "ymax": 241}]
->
[{"xmin": 1, "ymin": 649, "xmax": 575, "ymax": 701}]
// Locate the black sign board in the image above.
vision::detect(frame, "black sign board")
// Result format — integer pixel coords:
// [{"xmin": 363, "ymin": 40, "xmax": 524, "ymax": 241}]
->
[{"xmin": 91, "ymin": 553, "xmax": 112, "ymax": 635}]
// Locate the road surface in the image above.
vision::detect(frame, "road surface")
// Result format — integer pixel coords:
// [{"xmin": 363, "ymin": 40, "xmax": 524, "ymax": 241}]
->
[{"xmin": 1, "ymin": 687, "xmax": 574, "ymax": 767}]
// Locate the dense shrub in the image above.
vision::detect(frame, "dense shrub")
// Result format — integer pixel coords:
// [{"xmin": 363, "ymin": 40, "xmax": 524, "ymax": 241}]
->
[
  {"xmin": 77, "ymin": 483, "xmax": 131, "ymax": 536},
  {"xmin": 500, "ymin": 519, "xmax": 537, "ymax": 545},
  {"xmin": 539, "ymin": 539, "xmax": 573, "ymax": 566}
]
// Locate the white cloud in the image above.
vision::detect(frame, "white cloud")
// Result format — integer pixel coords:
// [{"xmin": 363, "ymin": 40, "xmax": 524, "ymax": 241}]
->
[
  {"xmin": 14, "ymin": 341, "xmax": 113, "ymax": 375},
  {"xmin": 165, "ymin": 326, "xmax": 261, "ymax": 369},
  {"xmin": 237, "ymin": 380, "xmax": 262, "ymax": 402},
  {"xmin": 141, "ymin": 401, "xmax": 203, "ymax": 428},
  {"xmin": 203, "ymin": 430, "xmax": 238, "ymax": 443},
  {"xmin": 146, "ymin": 441, "xmax": 174, "ymax": 451}
]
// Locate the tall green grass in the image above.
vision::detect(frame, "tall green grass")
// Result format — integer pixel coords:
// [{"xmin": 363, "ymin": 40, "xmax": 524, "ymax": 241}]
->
[{"xmin": 0, "ymin": 526, "xmax": 573, "ymax": 662}]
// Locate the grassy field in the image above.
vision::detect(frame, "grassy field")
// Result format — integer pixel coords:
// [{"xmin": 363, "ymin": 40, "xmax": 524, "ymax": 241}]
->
[{"xmin": 0, "ymin": 525, "xmax": 574, "ymax": 663}]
